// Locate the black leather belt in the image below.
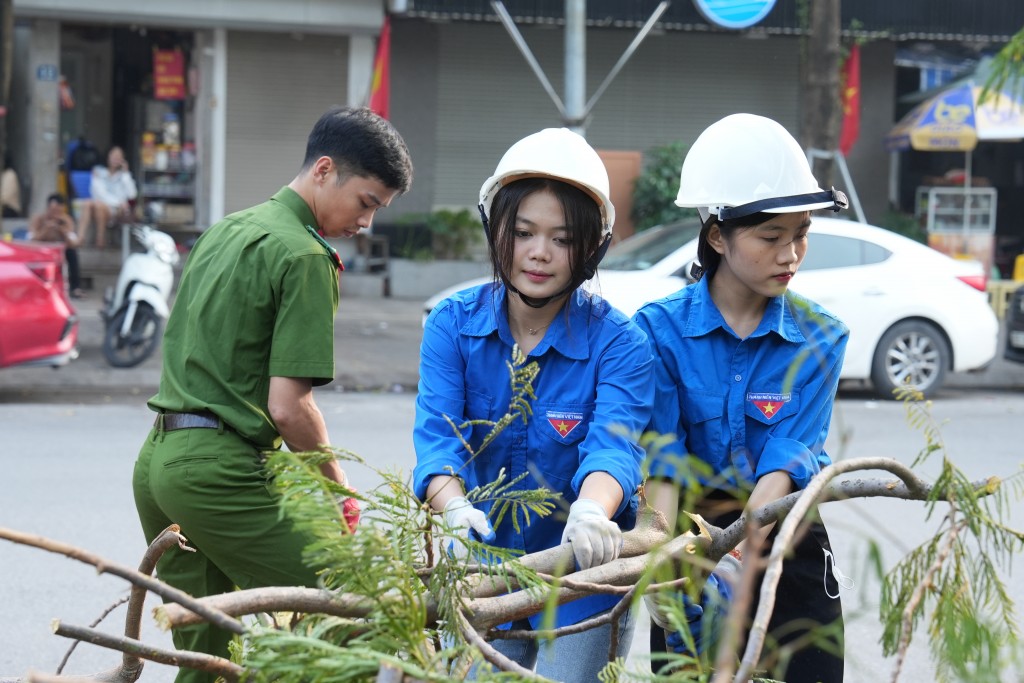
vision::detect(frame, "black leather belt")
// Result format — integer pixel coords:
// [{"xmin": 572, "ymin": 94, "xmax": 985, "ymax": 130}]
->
[{"xmin": 155, "ymin": 411, "xmax": 221, "ymax": 431}]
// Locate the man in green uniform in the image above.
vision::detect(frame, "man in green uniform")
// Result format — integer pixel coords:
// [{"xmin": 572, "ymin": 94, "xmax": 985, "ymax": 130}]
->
[{"xmin": 132, "ymin": 106, "xmax": 413, "ymax": 683}]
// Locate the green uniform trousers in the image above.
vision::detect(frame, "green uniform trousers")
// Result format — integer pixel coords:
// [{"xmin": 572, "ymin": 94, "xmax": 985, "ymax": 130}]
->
[{"xmin": 133, "ymin": 424, "xmax": 321, "ymax": 683}]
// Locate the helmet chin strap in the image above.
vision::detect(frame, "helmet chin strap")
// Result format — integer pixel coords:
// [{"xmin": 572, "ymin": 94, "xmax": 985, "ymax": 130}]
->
[{"xmin": 480, "ymin": 205, "xmax": 611, "ymax": 309}]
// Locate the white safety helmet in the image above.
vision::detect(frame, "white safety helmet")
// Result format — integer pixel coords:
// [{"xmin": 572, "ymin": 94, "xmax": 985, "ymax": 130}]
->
[
  {"xmin": 478, "ymin": 127, "xmax": 615, "ymax": 240},
  {"xmin": 676, "ymin": 113, "xmax": 847, "ymax": 221}
]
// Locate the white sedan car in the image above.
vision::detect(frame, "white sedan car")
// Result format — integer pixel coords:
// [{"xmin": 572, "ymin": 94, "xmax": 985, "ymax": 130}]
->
[{"xmin": 424, "ymin": 217, "xmax": 999, "ymax": 398}]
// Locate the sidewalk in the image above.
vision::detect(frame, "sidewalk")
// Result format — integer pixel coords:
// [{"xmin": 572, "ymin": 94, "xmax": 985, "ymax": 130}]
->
[
  {"xmin": 2, "ymin": 271, "xmax": 1023, "ymax": 402},
  {"xmin": 0, "ymin": 272, "xmax": 426, "ymax": 402}
]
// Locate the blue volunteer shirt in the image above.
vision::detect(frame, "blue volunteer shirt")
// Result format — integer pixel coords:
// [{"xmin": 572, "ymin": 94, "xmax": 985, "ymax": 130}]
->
[
  {"xmin": 413, "ymin": 283, "xmax": 654, "ymax": 627},
  {"xmin": 632, "ymin": 277, "xmax": 848, "ymax": 491}
]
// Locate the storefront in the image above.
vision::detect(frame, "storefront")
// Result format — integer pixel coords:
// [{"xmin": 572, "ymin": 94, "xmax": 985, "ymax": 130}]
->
[
  {"xmin": 59, "ymin": 24, "xmax": 197, "ymax": 231},
  {"xmin": 8, "ymin": 0, "xmax": 383, "ymax": 230}
]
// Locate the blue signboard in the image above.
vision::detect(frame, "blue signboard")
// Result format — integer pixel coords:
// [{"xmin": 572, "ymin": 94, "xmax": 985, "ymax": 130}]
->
[
  {"xmin": 693, "ymin": 0, "xmax": 777, "ymax": 30},
  {"xmin": 36, "ymin": 64, "xmax": 59, "ymax": 82}
]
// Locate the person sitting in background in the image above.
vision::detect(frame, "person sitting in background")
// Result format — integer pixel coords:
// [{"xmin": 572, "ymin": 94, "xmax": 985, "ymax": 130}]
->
[
  {"xmin": 78, "ymin": 145, "xmax": 137, "ymax": 248},
  {"xmin": 29, "ymin": 193, "xmax": 85, "ymax": 298},
  {"xmin": 2, "ymin": 154, "xmax": 22, "ymax": 218}
]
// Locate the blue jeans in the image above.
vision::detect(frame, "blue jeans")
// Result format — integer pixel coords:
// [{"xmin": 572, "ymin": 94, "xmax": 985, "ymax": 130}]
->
[{"xmin": 472, "ymin": 607, "xmax": 636, "ymax": 683}]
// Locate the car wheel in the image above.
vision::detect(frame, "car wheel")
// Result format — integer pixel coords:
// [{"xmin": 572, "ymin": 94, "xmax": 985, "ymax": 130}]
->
[{"xmin": 870, "ymin": 320, "xmax": 950, "ymax": 399}]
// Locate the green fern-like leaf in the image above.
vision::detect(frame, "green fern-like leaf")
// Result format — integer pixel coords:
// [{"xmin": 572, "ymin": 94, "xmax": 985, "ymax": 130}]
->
[{"xmin": 877, "ymin": 392, "xmax": 1024, "ymax": 681}]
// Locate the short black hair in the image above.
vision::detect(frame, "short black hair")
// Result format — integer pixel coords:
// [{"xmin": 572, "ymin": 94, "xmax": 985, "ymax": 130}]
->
[
  {"xmin": 46, "ymin": 193, "xmax": 67, "ymax": 205},
  {"xmin": 302, "ymin": 106, "xmax": 413, "ymax": 194}
]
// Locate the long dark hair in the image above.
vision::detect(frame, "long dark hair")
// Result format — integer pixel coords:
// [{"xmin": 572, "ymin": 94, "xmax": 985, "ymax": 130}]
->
[
  {"xmin": 696, "ymin": 210, "xmax": 774, "ymax": 279},
  {"xmin": 487, "ymin": 177, "xmax": 603, "ymax": 291}
]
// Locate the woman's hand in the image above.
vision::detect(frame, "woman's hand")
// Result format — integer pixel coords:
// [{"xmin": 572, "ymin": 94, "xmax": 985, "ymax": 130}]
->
[{"xmin": 561, "ymin": 498, "xmax": 622, "ymax": 570}]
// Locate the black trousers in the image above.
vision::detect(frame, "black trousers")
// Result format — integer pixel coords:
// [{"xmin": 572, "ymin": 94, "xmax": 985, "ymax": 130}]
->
[
  {"xmin": 66, "ymin": 247, "xmax": 81, "ymax": 292},
  {"xmin": 651, "ymin": 501, "xmax": 844, "ymax": 683}
]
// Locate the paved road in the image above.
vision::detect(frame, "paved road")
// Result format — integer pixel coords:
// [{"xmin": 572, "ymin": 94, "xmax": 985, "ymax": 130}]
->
[{"xmin": 2, "ymin": 393, "xmax": 1021, "ymax": 682}]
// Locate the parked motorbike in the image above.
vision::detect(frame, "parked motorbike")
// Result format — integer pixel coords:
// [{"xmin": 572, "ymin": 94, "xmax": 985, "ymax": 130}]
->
[{"xmin": 101, "ymin": 225, "xmax": 179, "ymax": 368}]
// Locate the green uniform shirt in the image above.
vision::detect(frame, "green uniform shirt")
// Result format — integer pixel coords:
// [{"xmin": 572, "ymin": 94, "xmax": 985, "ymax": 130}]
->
[{"xmin": 150, "ymin": 187, "xmax": 340, "ymax": 448}]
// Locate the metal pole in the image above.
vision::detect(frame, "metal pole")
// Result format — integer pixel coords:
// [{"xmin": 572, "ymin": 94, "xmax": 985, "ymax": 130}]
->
[
  {"xmin": 806, "ymin": 148, "xmax": 866, "ymax": 223},
  {"xmin": 564, "ymin": 0, "xmax": 586, "ymax": 134},
  {"xmin": 491, "ymin": 1, "xmax": 566, "ymax": 118},
  {"xmin": 492, "ymin": 0, "xmax": 668, "ymax": 134},
  {"xmin": 584, "ymin": 1, "xmax": 669, "ymax": 113},
  {"xmin": 962, "ymin": 149, "xmax": 972, "ymax": 254}
]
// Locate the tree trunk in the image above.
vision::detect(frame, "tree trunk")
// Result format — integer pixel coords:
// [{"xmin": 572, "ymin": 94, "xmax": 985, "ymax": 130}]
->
[{"xmin": 800, "ymin": 0, "xmax": 842, "ymax": 188}]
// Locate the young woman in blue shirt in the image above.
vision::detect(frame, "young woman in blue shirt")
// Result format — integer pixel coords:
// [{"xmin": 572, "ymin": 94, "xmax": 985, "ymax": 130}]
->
[
  {"xmin": 635, "ymin": 114, "xmax": 850, "ymax": 682},
  {"xmin": 412, "ymin": 128, "xmax": 655, "ymax": 681}
]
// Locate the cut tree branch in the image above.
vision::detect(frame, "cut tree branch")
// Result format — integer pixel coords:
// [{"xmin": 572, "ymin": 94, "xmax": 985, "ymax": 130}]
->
[
  {"xmin": 3, "ymin": 458, "xmax": 1003, "ymax": 683},
  {"xmin": 139, "ymin": 463, "xmax": 992, "ymax": 639},
  {"xmin": 0, "ymin": 527, "xmax": 244, "ymax": 637},
  {"xmin": 889, "ymin": 511, "xmax": 965, "ymax": 683},
  {"xmin": 454, "ymin": 610, "xmax": 547, "ymax": 680},
  {"xmin": 51, "ymin": 622, "xmax": 242, "ymax": 682},
  {"xmin": 55, "ymin": 596, "xmax": 129, "ymax": 677},
  {"xmin": 158, "ymin": 587, "xmax": 386, "ymax": 628},
  {"xmin": 723, "ymin": 457, "xmax": 976, "ymax": 683}
]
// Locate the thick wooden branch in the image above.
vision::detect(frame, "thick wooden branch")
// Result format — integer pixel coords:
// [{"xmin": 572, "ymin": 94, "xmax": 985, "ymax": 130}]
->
[
  {"xmin": 158, "ymin": 587, "xmax": 385, "ymax": 629},
  {"xmin": 704, "ymin": 464, "xmax": 991, "ymax": 565},
  {"xmin": 708, "ymin": 462, "xmax": 974, "ymax": 561},
  {"xmin": 159, "ymin": 466, "xmax": 971, "ymax": 639},
  {"xmin": 24, "ymin": 673, "xmax": 98, "ymax": 682},
  {"xmin": 32, "ymin": 526, "xmax": 216, "ymax": 683},
  {"xmin": 122, "ymin": 526, "xmax": 186, "ymax": 645},
  {"xmin": 721, "ymin": 457, "xmax": 996, "ymax": 683},
  {"xmin": 161, "ymin": 509, "xmax": 680, "ymax": 630},
  {"xmin": 890, "ymin": 513, "xmax": 964, "ymax": 683},
  {"xmin": 51, "ymin": 623, "xmax": 242, "ymax": 682},
  {"xmin": 463, "ymin": 505, "xmax": 672, "ymax": 599},
  {"xmin": 54, "ymin": 597, "xmax": 130, "ymax": 678},
  {"xmin": 464, "ymin": 524, "xmax": 706, "ymax": 632},
  {"xmin": 454, "ymin": 611, "xmax": 547, "ymax": 680},
  {"xmin": 0, "ymin": 527, "xmax": 244, "ymax": 637},
  {"xmin": 3, "ymin": 458, "xmax": 1004, "ymax": 683}
]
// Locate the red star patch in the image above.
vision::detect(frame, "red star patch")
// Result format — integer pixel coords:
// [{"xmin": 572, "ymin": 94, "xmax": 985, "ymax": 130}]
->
[
  {"xmin": 548, "ymin": 417, "xmax": 581, "ymax": 438},
  {"xmin": 752, "ymin": 400, "xmax": 780, "ymax": 420}
]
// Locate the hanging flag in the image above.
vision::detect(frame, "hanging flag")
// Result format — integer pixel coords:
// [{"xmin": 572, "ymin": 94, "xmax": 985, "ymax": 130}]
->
[
  {"xmin": 368, "ymin": 16, "xmax": 391, "ymax": 119},
  {"xmin": 839, "ymin": 44, "xmax": 861, "ymax": 155},
  {"xmin": 58, "ymin": 75, "xmax": 76, "ymax": 110},
  {"xmin": 153, "ymin": 48, "xmax": 187, "ymax": 101}
]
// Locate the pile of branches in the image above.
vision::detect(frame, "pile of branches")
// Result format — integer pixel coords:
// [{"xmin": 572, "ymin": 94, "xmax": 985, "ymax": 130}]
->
[{"xmin": 2, "ymin": 384, "xmax": 1022, "ymax": 683}]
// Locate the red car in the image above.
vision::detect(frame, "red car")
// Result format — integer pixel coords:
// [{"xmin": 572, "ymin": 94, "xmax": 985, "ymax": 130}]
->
[{"xmin": 0, "ymin": 239, "xmax": 79, "ymax": 368}]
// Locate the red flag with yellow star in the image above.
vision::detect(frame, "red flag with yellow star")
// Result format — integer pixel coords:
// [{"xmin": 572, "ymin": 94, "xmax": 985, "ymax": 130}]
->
[
  {"xmin": 839, "ymin": 44, "xmax": 861, "ymax": 155},
  {"xmin": 368, "ymin": 16, "xmax": 391, "ymax": 119}
]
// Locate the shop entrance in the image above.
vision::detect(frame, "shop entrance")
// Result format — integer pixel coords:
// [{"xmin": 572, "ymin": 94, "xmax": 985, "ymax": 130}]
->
[
  {"xmin": 897, "ymin": 145, "xmax": 1024, "ymax": 280},
  {"xmin": 60, "ymin": 24, "xmax": 196, "ymax": 235}
]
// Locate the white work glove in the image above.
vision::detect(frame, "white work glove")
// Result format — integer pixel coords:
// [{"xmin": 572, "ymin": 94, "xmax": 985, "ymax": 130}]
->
[
  {"xmin": 560, "ymin": 498, "xmax": 622, "ymax": 571},
  {"xmin": 711, "ymin": 552, "xmax": 742, "ymax": 589},
  {"xmin": 442, "ymin": 496, "xmax": 495, "ymax": 561}
]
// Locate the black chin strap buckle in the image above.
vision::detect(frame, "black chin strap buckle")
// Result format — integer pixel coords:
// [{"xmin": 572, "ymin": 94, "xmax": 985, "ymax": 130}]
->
[
  {"xmin": 582, "ymin": 234, "xmax": 612, "ymax": 281},
  {"xmin": 478, "ymin": 204, "xmax": 491, "ymax": 237},
  {"xmin": 831, "ymin": 188, "xmax": 849, "ymax": 212}
]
